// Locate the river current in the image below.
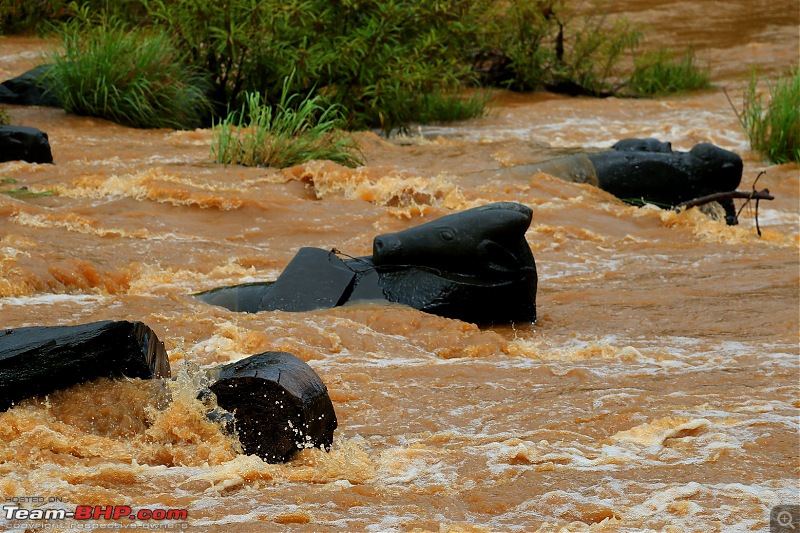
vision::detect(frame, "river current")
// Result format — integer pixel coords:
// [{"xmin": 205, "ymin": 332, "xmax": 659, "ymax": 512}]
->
[{"xmin": 0, "ymin": 2, "xmax": 798, "ymax": 531}]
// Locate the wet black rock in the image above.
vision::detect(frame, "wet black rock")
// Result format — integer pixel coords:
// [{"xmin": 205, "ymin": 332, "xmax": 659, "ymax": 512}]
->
[
  {"xmin": 0, "ymin": 65, "xmax": 59, "ymax": 107},
  {"xmin": 0, "ymin": 125, "xmax": 54, "ymax": 164}
]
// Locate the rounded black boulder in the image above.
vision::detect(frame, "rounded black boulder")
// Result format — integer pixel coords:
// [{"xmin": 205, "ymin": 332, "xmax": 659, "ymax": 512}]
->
[
  {"xmin": 208, "ymin": 351, "xmax": 337, "ymax": 463},
  {"xmin": 0, "ymin": 125, "xmax": 54, "ymax": 164},
  {"xmin": 0, "ymin": 65, "xmax": 59, "ymax": 107}
]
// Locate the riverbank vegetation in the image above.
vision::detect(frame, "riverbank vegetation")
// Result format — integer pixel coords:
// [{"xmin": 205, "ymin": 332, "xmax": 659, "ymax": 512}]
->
[
  {"xmin": 142, "ymin": 0, "xmax": 493, "ymax": 134},
  {"xmin": 733, "ymin": 67, "xmax": 799, "ymax": 164},
  {"xmin": 627, "ymin": 48, "xmax": 711, "ymax": 96},
  {"xmin": 212, "ymin": 79, "xmax": 362, "ymax": 169},
  {"xmin": 43, "ymin": 8, "xmax": 210, "ymax": 129},
  {"xmin": 2, "ymin": 1, "xmax": 720, "ymax": 164}
]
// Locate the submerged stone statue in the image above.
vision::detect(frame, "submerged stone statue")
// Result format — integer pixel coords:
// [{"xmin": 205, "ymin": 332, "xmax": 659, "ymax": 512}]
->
[
  {"xmin": 0, "ymin": 322, "xmax": 337, "ymax": 464},
  {"xmin": 505, "ymin": 138, "xmax": 743, "ymax": 225},
  {"xmin": 196, "ymin": 202, "xmax": 538, "ymax": 324},
  {"xmin": 588, "ymin": 140, "xmax": 743, "ymax": 224},
  {"xmin": 611, "ymin": 137, "xmax": 673, "ymax": 153}
]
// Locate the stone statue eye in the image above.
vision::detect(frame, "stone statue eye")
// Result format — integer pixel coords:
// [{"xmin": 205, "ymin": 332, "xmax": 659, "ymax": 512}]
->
[{"xmin": 439, "ymin": 229, "xmax": 455, "ymax": 241}]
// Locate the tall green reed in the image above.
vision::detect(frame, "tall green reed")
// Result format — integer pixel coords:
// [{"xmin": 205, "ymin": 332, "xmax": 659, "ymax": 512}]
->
[{"xmin": 735, "ymin": 67, "xmax": 799, "ymax": 164}]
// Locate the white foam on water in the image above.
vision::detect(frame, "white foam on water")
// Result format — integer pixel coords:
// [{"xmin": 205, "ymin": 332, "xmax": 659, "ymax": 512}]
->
[
  {"xmin": 375, "ymin": 447, "xmax": 456, "ymax": 487},
  {"xmin": 419, "ymin": 104, "xmax": 749, "ymax": 152},
  {"xmin": 537, "ymin": 257, "xmax": 624, "ymax": 281},
  {"xmin": 745, "ymin": 208, "xmax": 800, "ymax": 229},
  {"xmin": 0, "ymin": 293, "xmax": 106, "ymax": 308}
]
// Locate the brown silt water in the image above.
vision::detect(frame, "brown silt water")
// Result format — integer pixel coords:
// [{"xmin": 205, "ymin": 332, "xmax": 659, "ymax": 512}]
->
[{"xmin": 0, "ymin": 2, "xmax": 798, "ymax": 531}]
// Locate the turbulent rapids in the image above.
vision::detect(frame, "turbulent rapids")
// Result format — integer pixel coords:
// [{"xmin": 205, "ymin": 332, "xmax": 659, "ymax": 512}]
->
[{"xmin": 0, "ymin": 2, "xmax": 798, "ymax": 531}]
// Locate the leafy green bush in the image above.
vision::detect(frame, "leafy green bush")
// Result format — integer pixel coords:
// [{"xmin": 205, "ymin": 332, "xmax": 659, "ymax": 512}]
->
[
  {"xmin": 475, "ymin": 1, "xmax": 642, "ymax": 95},
  {"xmin": 212, "ymin": 77, "xmax": 362, "ymax": 169},
  {"xmin": 143, "ymin": 0, "xmax": 487, "ymax": 133},
  {"xmin": 1, "ymin": 0, "xmax": 66, "ymax": 34},
  {"xmin": 0, "ymin": 0, "xmax": 144, "ymax": 35},
  {"xmin": 43, "ymin": 8, "xmax": 211, "ymax": 129},
  {"xmin": 548, "ymin": 7, "xmax": 642, "ymax": 95},
  {"xmin": 736, "ymin": 67, "xmax": 800, "ymax": 164},
  {"xmin": 627, "ymin": 48, "xmax": 711, "ymax": 96},
  {"xmin": 474, "ymin": 1, "xmax": 712, "ymax": 99},
  {"xmin": 6, "ymin": 0, "xmax": 718, "ymax": 135}
]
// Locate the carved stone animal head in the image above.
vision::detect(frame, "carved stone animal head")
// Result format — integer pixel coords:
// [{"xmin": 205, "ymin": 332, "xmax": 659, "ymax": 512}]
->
[
  {"xmin": 372, "ymin": 202, "xmax": 535, "ymax": 279},
  {"xmin": 686, "ymin": 142, "xmax": 743, "ymax": 192}
]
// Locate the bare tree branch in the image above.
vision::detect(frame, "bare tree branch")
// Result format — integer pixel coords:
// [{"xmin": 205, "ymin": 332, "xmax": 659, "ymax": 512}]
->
[
  {"xmin": 675, "ymin": 170, "xmax": 774, "ymax": 236},
  {"xmin": 675, "ymin": 189, "xmax": 774, "ymax": 211}
]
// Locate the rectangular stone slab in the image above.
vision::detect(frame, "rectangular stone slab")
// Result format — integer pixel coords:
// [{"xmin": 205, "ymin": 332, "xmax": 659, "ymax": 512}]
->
[{"xmin": 257, "ymin": 247, "xmax": 357, "ymax": 312}]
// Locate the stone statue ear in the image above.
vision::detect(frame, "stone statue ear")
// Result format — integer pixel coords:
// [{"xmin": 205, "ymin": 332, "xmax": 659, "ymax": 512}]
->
[{"xmin": 478, "ymin": 239, "xmax": 521, "ymax": 273}]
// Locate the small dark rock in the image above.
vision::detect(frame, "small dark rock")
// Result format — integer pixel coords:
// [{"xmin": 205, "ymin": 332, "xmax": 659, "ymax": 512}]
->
[{"xmin": 0, "ymin": 125, "xmax": 54, "ymax": 164}]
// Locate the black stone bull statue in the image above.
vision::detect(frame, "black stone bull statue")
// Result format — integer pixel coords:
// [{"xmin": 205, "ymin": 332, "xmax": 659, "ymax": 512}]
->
[
  {"xmin": 506, "ymin": 138, "xmax": 743, "ymax": 225},
  {"xmin": 196, "ymin": 202, "xmax": 538, "ymax": 324}
]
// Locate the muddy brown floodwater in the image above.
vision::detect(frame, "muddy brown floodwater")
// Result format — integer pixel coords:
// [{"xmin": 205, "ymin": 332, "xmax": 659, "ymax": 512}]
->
[{"xmin": 0, "ymin": 2, "xmax": 798, "ymax": 532}]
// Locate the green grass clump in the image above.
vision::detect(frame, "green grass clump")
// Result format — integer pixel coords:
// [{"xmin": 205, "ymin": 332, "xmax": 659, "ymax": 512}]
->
[
  {"xmin": 416, "ymin": 90, "xmax": 491, "ymax": 125},
  {"xmin": 212, "ymin": 78, "xmax": 362, "ymax": 169},
  {"xmin": 0, "ymin": 107, "xmax": 10, "ymax": 125},
  {"xmin": 44, "ymin": 9, "xmax": 210, "ymax": 129},
  {"xmin": 627, "ymin": 48, "xmax": 711, "ymax": 96},
  {"xmin": 736, "ymin": 67, "xmax": 800, "ymax": 164}
]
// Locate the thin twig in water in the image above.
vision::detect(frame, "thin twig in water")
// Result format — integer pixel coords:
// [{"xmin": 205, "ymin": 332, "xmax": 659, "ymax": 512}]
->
[
  {"xmin": 674, "ymin": 171, "xmax": 772, "ymax": 236},
  {"xmin": 735, "ymin": 171, "xmax": 768, "ymax": 236}
]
